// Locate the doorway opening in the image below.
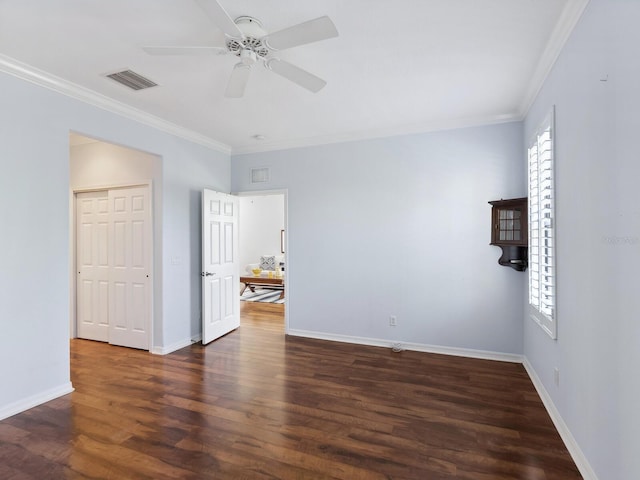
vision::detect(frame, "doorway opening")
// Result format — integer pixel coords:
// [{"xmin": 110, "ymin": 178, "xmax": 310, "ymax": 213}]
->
[{"xmin": 237, "ymin": 191, "xmax": 288, "ymax": 333}]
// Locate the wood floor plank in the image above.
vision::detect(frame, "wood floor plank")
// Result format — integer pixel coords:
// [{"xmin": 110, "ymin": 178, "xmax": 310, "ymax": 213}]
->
[{"xmin": 0, "ymin": 302, "xmax": 581, "ymax": 479}]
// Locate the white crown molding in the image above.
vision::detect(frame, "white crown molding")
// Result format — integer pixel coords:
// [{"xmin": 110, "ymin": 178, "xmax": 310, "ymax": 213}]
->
[
  {"xmin": 1, "ymin": 0, "xmax": 587, "ymax": 161},
  {"xmin": 287, "ymin": 329, "xmax": 524, "ymax": 364},
  {"xmin": 0, "ymin": 54, "xmax": 232, "ymax": 155},
  {"xmin": 231, "ymin": 112, "xmax": 521, "ymax": 156},
  {"xmin": 0, "ymin": 382, "xmax": 74, "ymax": 421},
  {"xmin": 522, "ymin": 357, "xmax": 599, "ymax": 480},
  {"xmin": 518, "ymin": 0, "xmax": 591, "ymax": 117},
  {"xmin": 0, "ymin": 52, "xmax": 523, "ymax": 158}
]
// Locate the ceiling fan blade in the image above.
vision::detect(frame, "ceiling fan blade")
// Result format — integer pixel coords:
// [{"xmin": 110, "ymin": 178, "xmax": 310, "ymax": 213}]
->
[
  {"xmin": 142, "ymin": 46, "xmax": 227, "ymax": 56},
  {"xmin": 225, "ymin": 63, "xmax": 251, "ymax": 98},
  {"xmin": 266, "ymin": 59, "xmax": 326, "ymax": 93},
  {"xmin": 264, "ymin": 16, "xmax": 338, "ymax": 51},
  {"xmin": 195, "ymin": 0, "xmax": 243, "ymax": 38}
]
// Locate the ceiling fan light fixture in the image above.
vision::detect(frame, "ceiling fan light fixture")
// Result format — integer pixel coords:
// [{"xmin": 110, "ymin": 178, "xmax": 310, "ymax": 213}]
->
[{"xmin": 240, "ymin": 49, "xmax": 257, "ymax": 65}]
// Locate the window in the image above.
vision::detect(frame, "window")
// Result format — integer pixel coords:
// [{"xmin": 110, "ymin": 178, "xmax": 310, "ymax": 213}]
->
[{"xmin": 528, "ymin": 107, "xmax": 556, "ymax": 339}]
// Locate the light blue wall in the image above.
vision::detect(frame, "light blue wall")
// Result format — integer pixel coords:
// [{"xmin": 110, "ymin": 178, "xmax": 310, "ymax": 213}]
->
[
  {"xmin": 232, "ymin": 123, "xmax": 526, "ymax": 355},
  {"xmin": 0, "ymin": 71, "xmax": 230, "ymax": 415},
  {"xmin": 0, "ymin": 73, "xmax": 72, "ymax": 412},
  {"xmin": 524, "ymin": 0, "xmax": 639, "ymax": 478}
]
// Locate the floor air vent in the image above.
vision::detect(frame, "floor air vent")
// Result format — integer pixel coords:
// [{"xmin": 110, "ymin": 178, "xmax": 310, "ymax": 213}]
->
[{"xmin": 106, "ymin": 70, "xmax": 158, "ymax": 91}]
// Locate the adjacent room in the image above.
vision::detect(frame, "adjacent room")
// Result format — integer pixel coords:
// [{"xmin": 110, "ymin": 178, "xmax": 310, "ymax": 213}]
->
[
  {"xmin": 0, "ymin": 1, "xmax": 638, "ymax": 479},
  {"xmin": 238, "ymin": 193, "xmax": 286, "ymax": 308}
]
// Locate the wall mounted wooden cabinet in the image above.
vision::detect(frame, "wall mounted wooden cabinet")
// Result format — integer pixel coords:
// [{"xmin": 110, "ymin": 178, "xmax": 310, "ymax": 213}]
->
[{"xmin": 489, "ymin": 197, "xmax": 528, "ymax": 271}]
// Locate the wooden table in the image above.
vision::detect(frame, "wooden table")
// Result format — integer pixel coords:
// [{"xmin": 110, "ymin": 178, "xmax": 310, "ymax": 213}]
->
[{"xmin": 240, "ymin": 275, "xmax": 285, "ymax": 299}]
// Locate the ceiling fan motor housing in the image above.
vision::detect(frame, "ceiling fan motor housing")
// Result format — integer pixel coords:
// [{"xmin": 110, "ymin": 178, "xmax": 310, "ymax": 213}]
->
[{"xmin": 226, "ymin": 16, "xmax": 269, "ymax": 59}]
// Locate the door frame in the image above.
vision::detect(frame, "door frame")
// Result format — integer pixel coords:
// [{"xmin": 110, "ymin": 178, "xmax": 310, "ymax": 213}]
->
[
  {"xmin": 234, "ymin": 188, "xmax": 289, "ymax": 334},
  {"xmin": 70, "ymin": 181, "xmax": 154, "ymax": 349}
]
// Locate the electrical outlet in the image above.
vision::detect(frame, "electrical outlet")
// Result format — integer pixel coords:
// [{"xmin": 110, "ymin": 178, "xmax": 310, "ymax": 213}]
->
[
  {"xmin": 389, "ymin": 315, "xmax": 397, "ymax": 326},
  {"xmin": 554, "ymin": 367, "xmax": 560, "ymax": 386}
]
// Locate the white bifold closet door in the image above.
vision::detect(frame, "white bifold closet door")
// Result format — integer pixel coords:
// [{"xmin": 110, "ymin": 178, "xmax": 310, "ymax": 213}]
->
[
  {"xmin": 77, "ymin": 191, "xmax": 110, "ymax": 342},
  {"xmin": 76, "ymin": 186, "xmax": 151, "ymax": 350}
]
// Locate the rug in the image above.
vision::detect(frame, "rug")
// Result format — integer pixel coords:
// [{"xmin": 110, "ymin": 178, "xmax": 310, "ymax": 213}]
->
[{"xmin": 240, "ymin": 288, "xmax": 285, "ymax": 304}]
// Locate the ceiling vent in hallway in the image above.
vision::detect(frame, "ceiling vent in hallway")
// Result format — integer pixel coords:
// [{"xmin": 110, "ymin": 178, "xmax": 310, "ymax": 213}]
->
[
  {"xmin": 251, "ymin": 167, "xmax": 270, "ymax": 184},
  {"xmin": 105, "ymin": 70, "xmax": 158, "ymax": 90}
]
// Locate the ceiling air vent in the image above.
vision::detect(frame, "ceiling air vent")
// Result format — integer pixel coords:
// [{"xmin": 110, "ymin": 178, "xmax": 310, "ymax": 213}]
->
[
  {"xmin": 251, "ymin": 167, "xmax": 270, "ymax": 184},
  {"xmin": 105, "ymin": 70, "xmax": 157, "ymax": 91}
]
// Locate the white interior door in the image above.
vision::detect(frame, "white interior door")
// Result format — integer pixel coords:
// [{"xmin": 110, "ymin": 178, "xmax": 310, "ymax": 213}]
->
[
  {"xmin": 202, "ymin": 189, "xmax": 240, "ymax": 344},
  {"xmin": 108, "ymin": 186, "xmax": 152, "ymax": 350},
  {"xmin": 76, "ymin": 191, "xmax": 110, "ymax": 342}
]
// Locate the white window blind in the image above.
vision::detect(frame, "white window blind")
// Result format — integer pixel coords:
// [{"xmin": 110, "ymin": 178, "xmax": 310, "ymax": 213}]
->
[{"xmin": 528, "ymin": 108, "xmax": 556, "ymax": 339}]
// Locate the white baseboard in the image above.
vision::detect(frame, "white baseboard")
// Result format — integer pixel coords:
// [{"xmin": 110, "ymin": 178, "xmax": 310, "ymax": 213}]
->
[
  {"xmin": 0, "ymin": 382, "xmax": 74, "ymax": 421},
  {"xmin": 522, "ymin": 358, "xmax": 598, "ymax": 480},
  {"xmin": 287, "ymin": 329, "xmax": 524, "ymax": 363},
  {"xmin": 151, "ymin": 334, "xmax": 202, "ymax": 355}
]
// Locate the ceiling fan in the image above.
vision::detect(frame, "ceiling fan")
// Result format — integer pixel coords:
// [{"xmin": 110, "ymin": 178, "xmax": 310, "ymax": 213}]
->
[{"xmin": 143, "ymin": 0, "xmax": 339, "ymax": 98}]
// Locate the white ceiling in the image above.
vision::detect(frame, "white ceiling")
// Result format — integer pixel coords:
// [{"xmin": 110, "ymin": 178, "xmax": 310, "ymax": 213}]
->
[{"xmin": 0, "ymin": 0, "xmax": 587, "ymax": 154}]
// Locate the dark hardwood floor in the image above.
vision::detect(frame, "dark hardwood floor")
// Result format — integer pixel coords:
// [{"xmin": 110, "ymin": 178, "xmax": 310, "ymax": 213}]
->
[{"xmin": 0, "ymin": 303, "xmax": 581, "ymax": 479}]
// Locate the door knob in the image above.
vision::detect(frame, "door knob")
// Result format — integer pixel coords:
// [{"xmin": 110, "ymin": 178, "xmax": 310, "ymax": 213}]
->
[{"xmin": 201, "ymin": 272, "xmax": 216, "ymax": 277}]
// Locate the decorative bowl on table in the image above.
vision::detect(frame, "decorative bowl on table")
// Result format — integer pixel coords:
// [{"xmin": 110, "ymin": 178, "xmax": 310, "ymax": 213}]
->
[{"xmin": 251, "ymin": 268, "xmax": 262, "ymax": 276}]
